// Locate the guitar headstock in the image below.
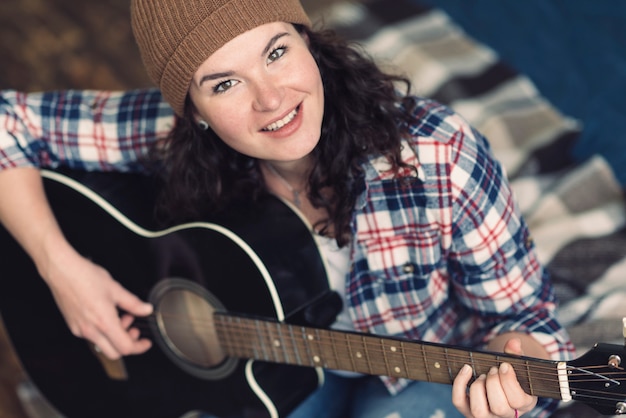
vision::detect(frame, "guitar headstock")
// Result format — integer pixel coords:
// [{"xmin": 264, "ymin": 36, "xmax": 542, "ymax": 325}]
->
[{"xmin": 567, "ymin": 342, "xmax": 626, "ymax": 415}]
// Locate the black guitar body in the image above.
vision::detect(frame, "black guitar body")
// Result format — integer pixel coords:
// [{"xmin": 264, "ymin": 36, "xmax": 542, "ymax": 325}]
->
[{"xmin": 0, "ymin": 169, "xmax": 332, "ymax": 418}]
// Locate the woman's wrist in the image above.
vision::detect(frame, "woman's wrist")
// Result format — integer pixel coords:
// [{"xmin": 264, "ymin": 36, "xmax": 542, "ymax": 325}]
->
[{"xmin": 34, "ymin": 230, "xmax": 77, "ymax": 284}]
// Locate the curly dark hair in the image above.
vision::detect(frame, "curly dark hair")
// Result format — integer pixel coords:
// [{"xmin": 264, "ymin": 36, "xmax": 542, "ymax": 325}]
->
[{"xmin": 152, "ymin": 24, "xmax": 417, "ymax": 247}]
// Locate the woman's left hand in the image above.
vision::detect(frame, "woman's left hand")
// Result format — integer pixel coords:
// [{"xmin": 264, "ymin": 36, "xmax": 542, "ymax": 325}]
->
[{"xmin": 452, "ymin": 337, "xmax": 538, "ymax": 417}]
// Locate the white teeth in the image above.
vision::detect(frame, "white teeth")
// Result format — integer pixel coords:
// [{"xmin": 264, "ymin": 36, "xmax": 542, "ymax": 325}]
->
[{"xmin": 263, "ymin": 108, "xmax": 298, "ymax": 131}]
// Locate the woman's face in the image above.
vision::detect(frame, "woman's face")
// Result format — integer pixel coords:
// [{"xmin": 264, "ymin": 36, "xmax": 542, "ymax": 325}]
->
[{"xmin": 189, "ymin": 22, "xmax": 324, "ymax": 165}]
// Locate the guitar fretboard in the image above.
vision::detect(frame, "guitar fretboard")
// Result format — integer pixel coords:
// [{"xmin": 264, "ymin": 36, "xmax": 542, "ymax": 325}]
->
[{"xmin": 214, "ymin": 313, "xmax": 564, "ymax": 400}]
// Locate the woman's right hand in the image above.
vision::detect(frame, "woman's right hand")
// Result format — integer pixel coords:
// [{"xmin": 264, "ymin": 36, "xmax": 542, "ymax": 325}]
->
[
  {"xmin": 0, "ymin": 168, "xmax": 153, "ymax": 360},
  {"xmin": 41, "ymin": 244, "xmax": 154, "ymax": 360}
]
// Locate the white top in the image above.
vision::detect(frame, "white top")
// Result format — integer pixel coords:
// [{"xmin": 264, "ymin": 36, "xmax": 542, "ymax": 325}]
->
[
  {"xmin": 314, "ymin": 234, "xmax": 364, "ymax": 378},
  {"xmin": 314, "ymin": 234, "xmax": 353, "ymax": 330}
]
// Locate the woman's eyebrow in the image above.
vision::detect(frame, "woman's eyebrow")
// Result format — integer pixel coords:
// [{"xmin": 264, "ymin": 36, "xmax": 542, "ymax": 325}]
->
[
  {"xmin": 261, "ymin": 32, "xmax": 290, "ymax": 57},
  {"xmin": 198, "ymin": 71, "xmax": 235, "ymax": 87}
]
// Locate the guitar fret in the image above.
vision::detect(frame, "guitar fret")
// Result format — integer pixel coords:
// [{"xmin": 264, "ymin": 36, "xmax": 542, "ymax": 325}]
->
[
  {"xmin": 237, "ymin": 317, "xmax": 250, "ymax": 358},
  {"xmin": 400, "ymin": 341, "xmax": 423, "ymax": 381},
  {"xmin": 317, "ymin": 329, "xmax": 337, "ymax": 370},
  {"xmin": 495, "ymin": 354, "xmax": 501, "ymax": 378},
  {"xmin": 214, "ymin": 316, "xmax": 229, "ymax": 355},
  {"xmin": 228, "ymin": 316, "xmax": 240, "ymax": 357},
  {"xmin": 263, "ymin": 321, "xmax": 274, "ymax": 361},
  {"xmin": 363, "ymin": 335, "xmax": 392, "ymax": 376},
  {"xmin": 421, "ymin": 344, "xmax": 432, "ymax": 382},
  {"xmin": 346, "ymin": 333, "xmax": 358, "ymax": 372},
  {"xmin": 428, "ymin": 346, "xmax": 445, "ymax": 383},
  {"xmin": 328, "ymin": 330, "xmax": 340, "ymax": 371},
  {"xmin": 380, "ymin": 339, "xmax": 405, "ymax": 378},
  {"xmin": 400, "ymin": 341, "xmax": 410, "ymax": 378},
  {"xmin": 258, "ymin": 321, "xmax": 270, "ymax": 361},
  {"xmin": 272, "ymin": 322, "xmax": 286, "ymax": 363},
  {"xmin": 420, "ymin": 345, "xmax": 465, "ymax": 385},
  {"xmin": 313, "ymin": 329, "xmax": 323, "ymax": 367},
  {"xmin": 469, "ymin": 351, "xmax": 477, "ymax": 380},
  {"xmin": 380, "ymin": 339, "xmax": 391, "ymax": 376},
  {"xmin": 449, "ymin": 348, "xmax": 472, "ymax": 384},
  {"xmin": 362, "ymin": 335, "xmax": 373, "ymax": 374},
  {"xmin": 525, "ymin": 360, "xmax": 534, "ymax": 396},
  {"xmin": 234, "ymin": 318, "xmax": 245, "ymax": 357},
  {"xmin": 444, "ymin": 348, "xmax": 452, "ymax": 382},
  {"xmin": 301, "ymin": 327, "xmax": 314, "ymax": 366},
  {"xmin": 470, "ymin": 351, "xmax": 493, "ymax": 379},
  {"xmin": 287, "ymin": 325, "xmax": 303, "ymax": 366},
  {"xmin": 274, "ymin": 322, "xmax": 288, "ymax": 364},
  {"xmin": 346, "ymin": 333, "xmax": 370, "ymax": 374}
]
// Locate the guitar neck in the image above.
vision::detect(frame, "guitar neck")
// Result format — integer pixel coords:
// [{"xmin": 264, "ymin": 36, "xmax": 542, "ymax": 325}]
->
[{"xmin": 215, "ymin": 313, "xmax": 564, "ymax": 400}]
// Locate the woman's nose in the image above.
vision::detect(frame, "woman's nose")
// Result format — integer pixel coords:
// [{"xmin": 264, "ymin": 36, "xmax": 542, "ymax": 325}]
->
[{"xmin": 251, "ymin": 77, "xmax": 283, "ymax": 112}]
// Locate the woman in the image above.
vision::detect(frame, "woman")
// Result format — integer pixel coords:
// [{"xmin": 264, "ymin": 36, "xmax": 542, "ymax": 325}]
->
[{"xmin": 0, "ymin": 0, "xmax": 573, "ymax": 416}]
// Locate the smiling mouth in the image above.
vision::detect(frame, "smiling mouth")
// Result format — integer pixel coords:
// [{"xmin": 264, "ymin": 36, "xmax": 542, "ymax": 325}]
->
[{"xmin": 262, "ymin": 106, "xmax": 300, "ymax": 132}]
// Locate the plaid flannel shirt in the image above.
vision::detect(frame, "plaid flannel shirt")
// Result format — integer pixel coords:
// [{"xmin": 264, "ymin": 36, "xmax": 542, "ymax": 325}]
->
[
  {"xmin": 0, "ymin": 89, "xmax": 574, "ymax": 416},
  {"xmin": 349, "ymin": 97, "xmax": 574, "ymax": 394}
]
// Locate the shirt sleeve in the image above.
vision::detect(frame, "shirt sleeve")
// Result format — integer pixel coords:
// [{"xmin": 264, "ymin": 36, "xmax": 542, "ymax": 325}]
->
[
  {"xmin": 0, "ymin": 88, "xmax": 175, "ymax": 173},
  {"xmin": 445, "ymin": 110, "xmax": 574, "ymax": 363}
]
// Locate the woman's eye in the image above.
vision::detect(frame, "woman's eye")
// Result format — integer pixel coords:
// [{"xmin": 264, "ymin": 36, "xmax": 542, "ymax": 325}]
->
[
  {"xmin": 213, "ymin": 79, "xmax": 237, "ymax": 94},
  {"xmin": 267, "ymin": 46, "xmax": 287, "ymax": 63}
]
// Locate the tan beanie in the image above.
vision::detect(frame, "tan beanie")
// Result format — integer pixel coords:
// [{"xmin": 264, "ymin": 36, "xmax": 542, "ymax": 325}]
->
[{"xmin": 131, "ymin": 0, "xmax": 311, "ymax": 116}]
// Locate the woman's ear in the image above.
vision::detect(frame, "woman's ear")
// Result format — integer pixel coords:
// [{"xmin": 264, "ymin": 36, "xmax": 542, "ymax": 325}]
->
[{"xmin": 190, "ymin": 105, "xmax": 210, "ymax": 130}]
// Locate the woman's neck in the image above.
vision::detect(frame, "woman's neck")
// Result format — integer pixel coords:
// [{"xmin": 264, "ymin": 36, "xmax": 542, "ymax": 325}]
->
[
  {"xmin": 263, "ymin": 157, "xmax": 311, "ymax": 188},
  {"xmin": 260, "ymin": 159, "xmax": 330, "ymax": 232}
]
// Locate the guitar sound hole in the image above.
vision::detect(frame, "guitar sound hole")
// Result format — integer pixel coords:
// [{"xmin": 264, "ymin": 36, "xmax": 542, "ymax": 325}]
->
[{"xmin": 149, "ymin": 278, "xmax": 238, "ymax": 380}]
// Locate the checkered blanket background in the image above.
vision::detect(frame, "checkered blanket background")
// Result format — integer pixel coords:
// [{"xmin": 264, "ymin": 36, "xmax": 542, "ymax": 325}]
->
[{"xmin": 314, "ymin": 1, "xmax": 626, "ymax": 416}]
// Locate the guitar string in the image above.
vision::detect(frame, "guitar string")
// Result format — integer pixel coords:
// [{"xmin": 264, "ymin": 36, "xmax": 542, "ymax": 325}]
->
[
  {"xmin": 130, "ymin": 315, "xmax": 614, "ymax": 379},
  {"xmin": 96, "ymin": 317, "xmax": 626, "ymax": 405},
  {"xmin": 128, "ymin": 319, "xmax": 626, "ymax": 402},
  {"xmin": 128, "ymin": 315, "xmax": 622, "ymax": 385}
]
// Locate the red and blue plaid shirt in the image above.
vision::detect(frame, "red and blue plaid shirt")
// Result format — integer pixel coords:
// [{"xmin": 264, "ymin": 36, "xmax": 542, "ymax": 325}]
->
[
  {"xmin": 349, "ymin": 99, "xmax": 574, "ymax": 400},
  {"xmin": 1, "ymin": 89, "xmax": 574, "ymax": 415}
]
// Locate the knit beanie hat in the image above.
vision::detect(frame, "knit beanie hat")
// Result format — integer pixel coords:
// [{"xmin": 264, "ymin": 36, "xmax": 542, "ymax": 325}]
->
[{"xmin": 131, "ymin": 0, "xmax": 311, "ymax": 116}]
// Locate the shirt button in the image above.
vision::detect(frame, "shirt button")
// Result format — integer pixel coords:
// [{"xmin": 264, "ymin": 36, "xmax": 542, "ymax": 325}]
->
[
  {"xmin": 402, "ymin": 263, "xmax": 414, "ymax": 274},
  {"xmin": 525, "ymin": 235, "xmax": 534, "ymax": 249}
]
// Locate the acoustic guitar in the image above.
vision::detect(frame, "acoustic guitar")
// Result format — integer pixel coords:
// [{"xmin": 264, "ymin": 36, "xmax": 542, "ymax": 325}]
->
[{"xmin": 1, "ymin": 169, "xmax": 625, "ymax": 418}]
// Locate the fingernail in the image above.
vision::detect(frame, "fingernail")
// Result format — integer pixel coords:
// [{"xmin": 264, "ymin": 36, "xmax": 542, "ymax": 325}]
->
[
  {"xmin": 500, "ymin": 362, "xmax": 510, "ymax": 373},
  {"xmin": 461, "ymin": 364, "xmax": 472, "ymax": 375},
  {"xmin": 489, "ymin": 366, "xmax": 498, "ymax": 375}
]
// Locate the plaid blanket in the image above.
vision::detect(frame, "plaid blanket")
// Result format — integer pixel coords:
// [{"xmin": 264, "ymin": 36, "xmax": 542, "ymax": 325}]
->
[{"xmin": 314, "ymin": 1, "xmax": 626, "ymax": 416}]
